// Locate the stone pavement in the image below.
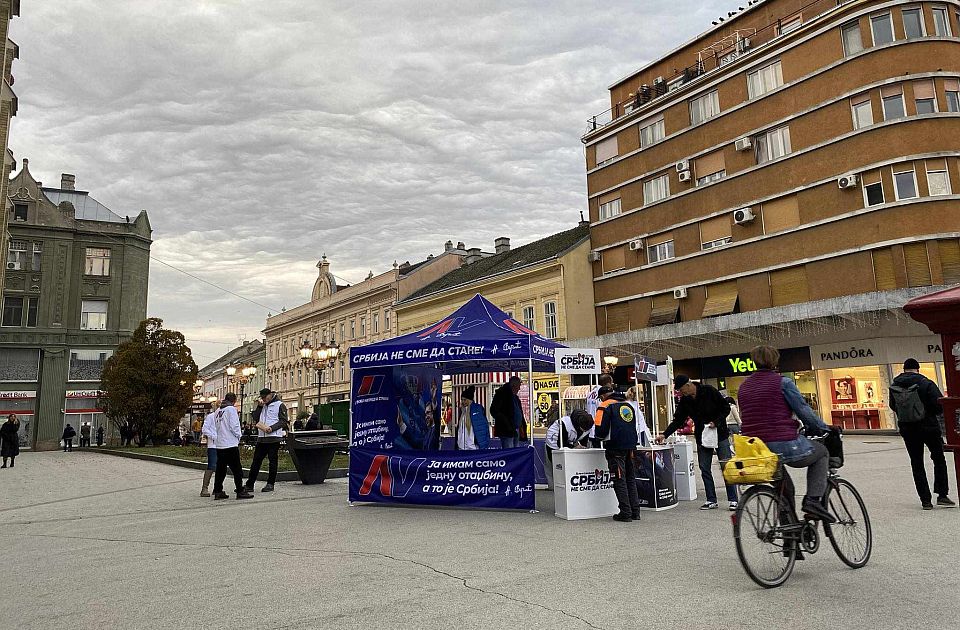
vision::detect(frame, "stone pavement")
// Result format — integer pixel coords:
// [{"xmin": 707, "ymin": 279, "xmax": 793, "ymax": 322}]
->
[{"xmin": 1, "ymin": 439, "xmax": 958, "ymax": 630}]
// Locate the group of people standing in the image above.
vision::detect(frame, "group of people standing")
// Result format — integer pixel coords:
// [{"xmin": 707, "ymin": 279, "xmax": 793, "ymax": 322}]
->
[{"xmin": 199, "ymin": 387, "xmax": 289, "ymax": 500}]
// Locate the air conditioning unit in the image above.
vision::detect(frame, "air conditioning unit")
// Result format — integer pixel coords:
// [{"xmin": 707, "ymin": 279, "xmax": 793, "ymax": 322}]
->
[
  {"xmin": 673, "ymin": 287, "xmax": 688, "ymax": 299},
  {"xmin": 733, "ymin": 207, "xmax": 756, "ymax": 224},
  {"xmin": 734, "ymin": 137, "xmax": 752, "ymax": 151},
  {"xmin": 654, "ymin": 76, "xmax": 664, "ymax": 84},
  {"xmin": 628, "ymin": 239, "xmax": 644, "ymax": 251},
  {"xmin": 675, "ymin": 159, "xmax": 691, "ymax": 172},
  {"xmin": 737, "ymin": 37, "xmax": 752, "ymax": 52},
  {"xmin": 6, "ymin": 262, "xmax": 19, "ymax": 271},
  {"xmin": 837, "ymin": 173, "xmax": 859, "ymax": 189},
  {"xmin": 588, "ymin": 251, "xmax": 601, "ymax": 262},
  {"xmin": 678, "ymin": 171, "xmax": 693, "ymax": 182}
]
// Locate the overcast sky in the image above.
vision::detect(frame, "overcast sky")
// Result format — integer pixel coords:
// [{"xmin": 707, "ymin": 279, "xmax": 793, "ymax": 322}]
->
[{"xmin": 11, "ymin": 0, "xmax": 727, "ymax": 367}]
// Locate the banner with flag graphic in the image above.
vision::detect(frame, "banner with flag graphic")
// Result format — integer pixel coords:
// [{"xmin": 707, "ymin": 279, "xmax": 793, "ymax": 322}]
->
[{"xmin": 351, "ymin": 366, "xmax": 443, "ymax": 451}]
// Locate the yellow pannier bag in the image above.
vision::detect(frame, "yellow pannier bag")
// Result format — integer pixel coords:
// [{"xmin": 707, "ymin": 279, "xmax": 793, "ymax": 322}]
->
[{"xmin": 723, "ymin": 434, "xmax": 780, "ymax": 485}]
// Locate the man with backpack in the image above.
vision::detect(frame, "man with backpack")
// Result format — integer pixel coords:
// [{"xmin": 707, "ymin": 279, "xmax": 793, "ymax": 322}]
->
[{"xmin": 890, "ymin": 358, "xmax": 954, "ymax": 510}]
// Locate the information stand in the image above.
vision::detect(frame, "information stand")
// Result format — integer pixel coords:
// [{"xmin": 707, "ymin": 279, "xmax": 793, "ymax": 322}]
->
[
  {"xmin": 672, "ymin": 439, "xmax": 697, "ymax": 501},
  {"xmin": 636, "ymin": 445, "xmax": 678, "ymax": 511},
  {"xmin": 553, "ymin": 448, "xmax": 619, "ymax": 520}
]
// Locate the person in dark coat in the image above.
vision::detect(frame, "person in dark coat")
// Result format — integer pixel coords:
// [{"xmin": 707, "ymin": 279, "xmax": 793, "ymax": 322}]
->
[
  {"xmin": 96, "ymin": 426, "xmax": 105, "ymax": 446},
  {"xmin": 62, "ymin": 424, "xmax": 77, "ymax": 452},
  {"xmin": 1, "ymin": 414, "xmax": 20, "ymax": 467},
  {"xmin": 304, "ymin": 413, "xmax": 320, "ymax": 430},
  {"xmin": 490, "ymin": 376, "xmax": 523, "ymax": 448}
]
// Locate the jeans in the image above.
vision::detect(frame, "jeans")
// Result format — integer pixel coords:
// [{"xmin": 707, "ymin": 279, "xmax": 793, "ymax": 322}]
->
[
  {"xmin": 500, "ymin": 436, "xmax": 518, "ymax": 449},
  {"xmin": 698, "ymin": 438, "xmax": 738, "ymax": 503},
  {"xmin": 246, "ymin": 441, "xmax": 280, "ymax": 487},
  {"xmin": 213, "ymin": 447, "xmax": 245, "ymax": 493},
  {"xmin": 206, "ymin": 447, "xmax": 218, "ymax": 471},
  {"xmin": 606, "ymin": 449, "xmax": 640, "ymax": 516},
  {"xmin": 900, "ymin": 424, "xmax": 948, "ymax": 503},
  {"xmin": 79, "ymin": 437, "xmax": 90, "ymax": 447},
  {"xmin": 63, "ymin": 439, "xmax": 73, "ymax": 452}
]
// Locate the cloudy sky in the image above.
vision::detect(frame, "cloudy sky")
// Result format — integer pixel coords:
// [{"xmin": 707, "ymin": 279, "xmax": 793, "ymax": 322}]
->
[{"xmin": 11, "ymin": 0, "xmax": 726, "ymax": 366}]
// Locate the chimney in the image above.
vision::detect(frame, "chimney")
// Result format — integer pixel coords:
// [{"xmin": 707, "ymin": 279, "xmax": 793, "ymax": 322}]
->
[
  {"xmin": 60, "ymin": 173, "xmax": 76, "ymax": 190},
  {"xmin": 456, "ymin": 241, "xmax": 465, "ymax": 251},
  {"xmin": 444, "ymin": 240, "xmax": 453, "ymax": 252},
  {"xmin": 465, "ymin": 247, "xmax": 482, "ymax": 264},
  {"xmin": 495, "ymin": 237, "xmax": 510, "ymax": 254}
]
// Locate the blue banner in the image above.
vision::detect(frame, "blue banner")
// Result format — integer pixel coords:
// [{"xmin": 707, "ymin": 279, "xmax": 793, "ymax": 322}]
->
[
  {"xmin": 349, "ymin": 446, "xmax": 536, "ymax": 510},
  {"xmin": 351, "ymin": 366, "xmax": 443, "ymax": 451}
]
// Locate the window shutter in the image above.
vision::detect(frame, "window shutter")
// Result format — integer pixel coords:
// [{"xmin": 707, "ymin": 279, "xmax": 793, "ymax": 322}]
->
[
  {"xmin": 648, "ymin": 231, "xmax": 673, "ymax": 246},
  {"xmin": 699, "ymin": 215, "xmax": 732, "ymax": 244},
  {"xmin": 647, "ymin": 294, "xmax": 679, "ymax": 327},
  {"xmin": 694, "ymin": 150, "xmax": 725, "ymax": 179},
  {"xmin": 850, "ymin": 92, "xmax": 871, "ymax": 105},
  {"xmin": 880, "ymin": 83, "xmax": 902, "ymax": 97},
  {"xmin": 939, "ymin": 239, "xmax": 960, "ymax": 284},
  {"xmin": 872, "ymin": 248, "xmax": 897, "ymax": 290},
  {"xmin": 860, "ymin": 169, "xmax": 882, "ymax": 185},
  {"xmin": 903, "ymin": 243, "xmax": 932, "ymax": 287},
  {"xmin": 761, "ymin": 195, "xmax": 800, "ymax": 233},
  {"xmin": 605, "ymin": 303, "xmax": 630, "ymax": 333},
  {"xmin": 945, "ymin": 78, "xmax": 960, "ymax": 92},
  {"xmin": 599, "ymin": 191, "xmax": 621, "ymax": 205},
  {"xmin": 602, "ymin": 246, "xmax": 626, "ymax": 273},
  {"xmin": 701, "ymin": 281, "xmax": 739, "ymax": 317},
  {"xmin": 770, "ymin": 267, "xmax": 809, "ymax": 306},
  {"xmin": 913, "ymin": 80, "xmax": 935, "ymax": 100},
  {"xmin": 595, "ymin": 137, "xmax": 618, "ymax": 164}
]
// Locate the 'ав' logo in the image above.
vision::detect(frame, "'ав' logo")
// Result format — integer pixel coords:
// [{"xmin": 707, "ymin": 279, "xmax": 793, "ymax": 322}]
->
[
  {"xmin": 504, "ymin": 319, "xmax": 538, "ymax": 336},
  {"xmin": 417, "ymin": 317, "xmax": 484, "ymax": 340},
  {"xmin": 357, "ymin": 374, "xmax": 384, "ymax": 396},
  {"xmin": 359, "ymin": 454, "xmax": 428, "ymax": 498}
]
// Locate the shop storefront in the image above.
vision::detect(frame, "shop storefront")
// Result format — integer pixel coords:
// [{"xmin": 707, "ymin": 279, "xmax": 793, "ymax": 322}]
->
[
  {"xmin": 0, "ymin": 390, "xmax": 36, "ymax": 449},
  {"xmin": 63, "ymin": 390, "xmax": 108, "ymax": 442}
]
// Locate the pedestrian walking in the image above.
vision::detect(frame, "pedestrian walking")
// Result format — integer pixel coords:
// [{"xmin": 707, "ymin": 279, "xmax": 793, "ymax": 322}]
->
[
  {"xmin": 1, "ymin": 414, "xmax": 20, "ymax": 468},
  {"xmin": 200, "ymin": 406, "xmax": 218, "ymax": 497},
  {"xmin": 79, "ymin": 422, "xmax": 91, "ymax": 448},
  {"xmin": 890, "ymin": 358, "xmax": 955, "ymax": 510},
  {"xmin": 211, "ymin": 393, "xmax": 254, "ymax": 501},
  {"xmin": 62, "ymin": 424, "xmax": 76, "ymax": 452},
  {"xmin": 491, "ymin": 376, "xmax": 524, "ymax": 448},
  {"xmin": 657, "ymin": 375, "xmax": 738, "ymax": 511},
  {"xmin": 594, "ymin": 388, "xmax": 641, "ymax": 522},
  {"xmin": 96, "ymin": 425, "xmax": 104, "ymax": 446},
  {"xmin": 244, "ymin": 389, "xmax": 289, "ymax": 493}
]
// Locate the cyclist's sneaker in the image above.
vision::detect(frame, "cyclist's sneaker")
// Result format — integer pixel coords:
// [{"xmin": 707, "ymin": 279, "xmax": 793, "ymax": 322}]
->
[
  {"xmin": 728, "ymin": 501, "xmax": 738, "ymax": 511},
  {"xmin": 936, "ymin": 495, "xmax": 956, "ymax": 507},
  {"xmin": 801, "ymin": 497, "xmax": 836, "ymax": 523},
  {"xmin": 699, "ymin": 502, "xmax": 719, "ymax": 510}
]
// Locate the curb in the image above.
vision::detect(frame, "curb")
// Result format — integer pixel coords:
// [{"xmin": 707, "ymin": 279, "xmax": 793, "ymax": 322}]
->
[{"xmin": 77, "ymin": 447, "xmax": 349, "ymax": 481}]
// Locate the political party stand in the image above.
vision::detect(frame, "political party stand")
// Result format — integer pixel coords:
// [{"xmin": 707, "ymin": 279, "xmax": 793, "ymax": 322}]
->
[
  {"xmin": 552, "ymin": 447, "xmax": 619, "ymax": 520},
  {"xmin": 348, "ymin": 294, "xmax": 568, "ymax": 511}
]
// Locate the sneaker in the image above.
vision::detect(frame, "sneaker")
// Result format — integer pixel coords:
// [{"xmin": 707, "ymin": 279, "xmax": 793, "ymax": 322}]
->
[
  {"xmin": 236, "ymin": 488, "xmax": 254, "ymax": 500},
  {"xmin": 699, "ymin": 502, "xmax": 719, "ymax": 510},
  {"xmin": 936, "ymin": 496, "xmax": 956, "ymax": 507},
  {"xmin": 922, "ymin": 502, "xmax": 934, "ymax": 510},
  {"xmin": 612, "ymin": 513, "xmax": 633, "ymax": 522},
  {"xmin": 200, "ymin": 489, "xmax": 211, "ymax": 497},
  {"xmin": 261, "ymin": 483, "xmax": 274, "ymax": 493},
  {"xmin": 728, "ymin": 501, "xmax": 738, "ymax": 511},
  {"xmin": 213, "ymin": 491, "xmax": 230, "ymax": 500},
  {"xmin": 631, "ymin": 511, "xmax": 641, "ymax": 521},
  {"xmin": 801, "ymin": 498, "xmax": 836, "ymax": 523}
]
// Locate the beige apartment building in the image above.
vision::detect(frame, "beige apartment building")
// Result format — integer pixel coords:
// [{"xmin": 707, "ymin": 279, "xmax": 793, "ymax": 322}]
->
[
  {"xmin": 578, "ymin": 0, "xmax": 960, "ymax": 431},
  {"xmin": 262, "ymin": 245, "xmax": 475, "ymax": 415},
  {"xmin": 0, "ymin": 1, "xmax": 20, "ymax": 294}
]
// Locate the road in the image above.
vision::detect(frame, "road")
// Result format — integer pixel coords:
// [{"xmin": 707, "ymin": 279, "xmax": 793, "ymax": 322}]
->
[{"xmin": 1, "ymin": 438, "xmax": 957, "ymax": 630}]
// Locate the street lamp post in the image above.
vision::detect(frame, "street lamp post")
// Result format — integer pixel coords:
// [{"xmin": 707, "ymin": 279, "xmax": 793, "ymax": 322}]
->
[
  {"xmin": 603, "ymin": 355, "xmax": 619, "ymax": 374},
  {"xmin": 226, "ymin": 363, "xmax": 258, "ymax": 423},
  {"xmin": 299, "ymin": 339, "xmax": 340, "ymax": 424}
]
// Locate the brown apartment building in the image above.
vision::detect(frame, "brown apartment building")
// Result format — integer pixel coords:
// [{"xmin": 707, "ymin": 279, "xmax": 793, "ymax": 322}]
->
[{"xmin": 579, "ymin": 0, "xmax": 960, "ymax": 432}]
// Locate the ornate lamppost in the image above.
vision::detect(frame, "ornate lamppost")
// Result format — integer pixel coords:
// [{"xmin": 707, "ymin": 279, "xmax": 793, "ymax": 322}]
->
[
  {"xmin": 603, "ymin": 355, "xmax": 619, "ymax": 374},
  {"xmin": 226, "ymin": 363, "xmax": 257, "ymax": 423},
  {"xmin": 299, "ymin": 339, "xmax": 340, "ymax": 415}
]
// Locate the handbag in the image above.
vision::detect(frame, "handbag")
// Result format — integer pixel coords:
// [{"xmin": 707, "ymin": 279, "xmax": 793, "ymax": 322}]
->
[
  {"xmin": 701, "ymin": 425, "xmax": 719, "ymax": 449},
  {"xmin": 723, "ymin": 434, "xmax": 780, "ymax": 485}
]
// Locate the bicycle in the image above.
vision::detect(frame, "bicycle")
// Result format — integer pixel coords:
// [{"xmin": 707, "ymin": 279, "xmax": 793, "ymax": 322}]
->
[{"xmin": 731, "ymin": 434, "xmax": 872, "ymax": 588}]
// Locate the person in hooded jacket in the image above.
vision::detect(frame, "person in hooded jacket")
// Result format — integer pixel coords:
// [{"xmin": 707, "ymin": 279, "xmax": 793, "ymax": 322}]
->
[
  {"xmin": 62, "ymin": 424, "xmax": 76, "ymax": 452},
  {"xmin": 890, "ymin": 358, "xmax": 954, "ymax": 510},
  {"xmin": 594, "ymin": 389, "xmax": 641, "ymax": 522},
  {"xmin": 212, "ymin": 393, "xmax": 254, "ymax": 501}
]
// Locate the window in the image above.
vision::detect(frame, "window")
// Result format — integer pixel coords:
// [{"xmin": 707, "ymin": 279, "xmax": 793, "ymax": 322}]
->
[
  {"xmin": 864, "ymin": 182, "xmax": 885, "ymax": 206},
  {"xmin": 926, "ymin": 161, "xmax": 952, "ymax": 196},
  {"xmin": 946, "ymin": 86, "xmax": 960, "ymax": 112},
  {"xmin": 373, "ymin": 313, "xmax": 380, "ymax": 333},
  {"xmin": 80, "ymin": 300, "xmax": 108, "ymax": 330},
  {"xmin": 747, "ymin": 61, "xmax": 783, "ymax": 99},
  {"xmin": 841, "ymin": 20, "xmax": 864, "ymax": 55},
  {"xmin": 778, "ymin": 15, "xmax": 802, "ymax": 35},
  {"xmin": 700, "ymin": 214, "xmax": 732, "ymax": 250},
  {"xmin": 893, "ymin": 169, "xmax": 918, "ymax": 200},
  {"xmin": 755, "ymin": 126, "xmax": 791, "ymax": 164},
  {"xmin": 696, "ymin": 171, "xmax": 725, "ymax": 186},
  {"xmin": 68, "ymin": 350, "xmax": 111, "ymax": 381},
  {"xmin": 544, "ymin": 302, "xmax": 558, "ymax": 339},
  {"xmin": 0, "ymin": 348, "xmax": 40, "ymax": 381},
  {"xmin": 339, "ymin": 360, "xmax": 345, "ymax": 382},
  {"xmin": 694, "ymin": 150, "xmax": 725, "ymax": 186},
  {"xmin": 647, "ymin": 240, "xmax": 674, "ymax": 264},
  {"xmin": 6, "ymin": 240, "xmax": 26, "ymax": 270},
  {"xmin": 643, "ymin": 174, "xmax": 670, "ymax": 204},
  {"xmin": 360, "ymin": 317, "xmax": 366, "ymax": 337},
  {"xmin": 340, "ymin": 323, "xmax": 345, "ymax": 341},
  {"xmin": 384, "ymin": 311, "xmax": 391, "ymax": 331},
  {"xmin": 26, "ymin": 297, "xmax": 38, "ymax": 327},
  {"xmin": 871, "ymin": 13, "xmax": 895, "ymax": 45},
  {"xmin": 599, "ymin": 197, "xmax": 621, "ymax": 220},
  {"xmin": 639, "ymin": 117, "xmax": 665, "ymax": 147},
  {"xmin": 689, "ymin": 91, "xmax": 720, "ymax": 125},
  {"xmin": 933, "ymin": 7, "xmax": 951, "ymax": 36},
  {"xmin": 701, "ymin": 237, "xmax": 732, "ymax": 250},
  {"xmin": 1, "ymin": 296, "xmax": 23, "ymax": 327},
  {"xmin": 12, "ymin": 203, "xmax": 26, "ymax": 222},
  {"xmin": 901, "ymin": 8, "xmax": 925, "ymax": 39},
  {"xmin": 595, "ymin": 136, "xmax": 618, "ymax": 166},
  {"xmin": 914, "ymin": 80, "xmax": 937, "ymax": 114},
  {"xmin": 881, "ymin": 85, "xmax": 905, "ymax": 120},
  {"xmin": 84, "ymin": 248, "xmax": 111, "ymax": 276},
  {"xmin": 851, "ymin": 96, "xmax": 874, "ymax": 129},
  {"xmin": 522, "ymin": 306, "xmax": 535, "ymax": 331}
]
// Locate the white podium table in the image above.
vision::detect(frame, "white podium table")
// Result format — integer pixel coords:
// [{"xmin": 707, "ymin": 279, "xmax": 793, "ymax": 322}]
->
[{"xmin": 553, "ymin": 448, "xmax": 619, "ymax": 520}]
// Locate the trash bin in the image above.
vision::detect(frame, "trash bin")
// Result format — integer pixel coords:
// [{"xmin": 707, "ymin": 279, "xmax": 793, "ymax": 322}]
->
[{"xmin": 286, "ymin": 429, "xmax": 349, "ymax": 484}]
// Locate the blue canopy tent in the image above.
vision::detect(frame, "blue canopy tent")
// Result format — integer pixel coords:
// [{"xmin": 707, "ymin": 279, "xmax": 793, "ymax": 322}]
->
[{"xmin": 348, "ymin": 294, "xmax": 568, "ymax": 510}]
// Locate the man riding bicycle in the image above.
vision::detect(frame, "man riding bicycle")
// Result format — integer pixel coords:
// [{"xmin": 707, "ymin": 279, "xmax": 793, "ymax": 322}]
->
[{"xmin": 737, "ymin": 345, "xmax": 835, "ymax": 522}]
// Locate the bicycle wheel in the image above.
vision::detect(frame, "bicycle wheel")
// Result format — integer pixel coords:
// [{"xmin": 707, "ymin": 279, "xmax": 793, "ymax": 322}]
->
[
  {"xmin": 825, "ymin": 478, "xmax": 872, "ymax": 568},
  {"xmin": 733, "ymin": 485, "xmax": 797, "ymax": 588}
]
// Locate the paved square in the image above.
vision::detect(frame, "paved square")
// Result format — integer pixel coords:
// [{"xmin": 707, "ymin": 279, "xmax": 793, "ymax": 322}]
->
[{"xmin": 1, "ymin": 439, "xmax": 957, "ymax": 630}]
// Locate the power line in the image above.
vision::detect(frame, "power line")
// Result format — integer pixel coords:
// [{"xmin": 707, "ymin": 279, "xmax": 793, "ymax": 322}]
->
[{"xmin": 150, "ymin": 256, "xmax": 282, "ymax": 313}]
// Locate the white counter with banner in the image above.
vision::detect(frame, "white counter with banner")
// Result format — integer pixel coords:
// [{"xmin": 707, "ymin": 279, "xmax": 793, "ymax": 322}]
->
[{"xmin": 553, "ymin": 448, "xmax": 619, "ymax": 520}]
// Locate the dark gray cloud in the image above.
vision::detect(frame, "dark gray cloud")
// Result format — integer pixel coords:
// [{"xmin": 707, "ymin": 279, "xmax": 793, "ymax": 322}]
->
[{"xmin": 11, "ymin": 0, "xmax": 727, "ymax": 365}]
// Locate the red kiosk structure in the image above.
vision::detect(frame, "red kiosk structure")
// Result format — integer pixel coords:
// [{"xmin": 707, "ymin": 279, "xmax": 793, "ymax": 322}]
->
[{"xmin": 904, "ymin": 286, "xmax": 960, "ymax": 479}]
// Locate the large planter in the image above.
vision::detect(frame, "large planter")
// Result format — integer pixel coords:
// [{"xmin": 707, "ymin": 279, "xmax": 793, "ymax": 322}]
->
[{"xmin": 286, "ymin": 429, "xmax": 349, "ymax": 484}]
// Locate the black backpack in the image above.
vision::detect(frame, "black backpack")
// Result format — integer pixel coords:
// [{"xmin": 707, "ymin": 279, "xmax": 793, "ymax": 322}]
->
[{"xmin": 889, "ymin": 384, "xmax": 925, "ymax": 424}]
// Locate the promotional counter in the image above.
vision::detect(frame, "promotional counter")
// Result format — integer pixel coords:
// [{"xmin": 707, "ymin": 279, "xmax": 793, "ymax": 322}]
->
[
  {"xmin": 672, "ymin": 439, "xmax": 697, "ymax": 502},
  {"xmin": 553, "ymin": 448, "xmax": 619, "ymax": 520}
]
